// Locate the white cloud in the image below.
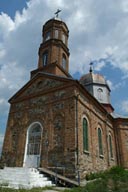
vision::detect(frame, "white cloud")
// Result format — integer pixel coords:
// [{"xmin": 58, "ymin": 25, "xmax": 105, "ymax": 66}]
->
[
  {"xmin": 121, "ymin": 100, "xmax": 128, "ymax": 113},
  {"xmin": 0, "ymin": 13, "xmax": 14, "ymax": 34},
  {"xmin": 0, "ymin": 48, "xmax": 6, "ymax": 59},
  {"xmin": 0, "ymin": 0, "xmax": 128, "ymax": 133},
  {"xmin": 122, "ymin": 0, "xmax": 128, "ymax": 12},
  {"xmin": 107, "ymin": 80, "xmax": 113, "ymax": 90},
  {"xmin": 95, "ymin": 61, "xmax": 106, "ymax": 72}
]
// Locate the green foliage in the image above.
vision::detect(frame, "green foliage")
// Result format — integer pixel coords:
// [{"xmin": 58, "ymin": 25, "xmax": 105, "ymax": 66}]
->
[
  {"xmin": 85, "ymin": 179, "xmax": 108, "ymax": 192},
  {"xmin": 65, "ymin": 166, "xmax": 128, "ymax": 192},
  {"xmin": 86, "ymin": 166, "xmax": 128, "ymax": 181},
  {"xmin": 86, "ymin": 171, "xmax": 105, "ymax": 180},
  {"xmin": 0, "ymin": 186, "xmax": 53, "ymax": 192},
  {"xmin": 85, "ymin": 166, "xmax": 128, "ymax": 192}
]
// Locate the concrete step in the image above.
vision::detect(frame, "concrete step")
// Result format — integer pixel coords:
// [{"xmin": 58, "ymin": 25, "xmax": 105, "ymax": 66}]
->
[{"xmin": 0, "ymin": 167, "xmax": 54, "ymax": 189}]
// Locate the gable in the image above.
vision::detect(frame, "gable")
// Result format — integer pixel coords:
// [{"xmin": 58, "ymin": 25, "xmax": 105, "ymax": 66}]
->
[
  {"xmin": 23, "ymin": 78, "xmax": 63, "ymax": 96},
  {"xmin": 9, "ymin": 74, "xmax": 73, "ymax": 103}
]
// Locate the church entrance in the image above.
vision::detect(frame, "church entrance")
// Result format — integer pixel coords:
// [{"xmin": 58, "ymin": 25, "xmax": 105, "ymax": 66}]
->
[{"xmin": 23, "ymin": 122, "xmax": 42, "ymax": 168}]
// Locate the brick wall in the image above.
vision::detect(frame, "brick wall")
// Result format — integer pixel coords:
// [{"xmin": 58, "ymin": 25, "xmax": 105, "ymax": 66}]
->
[{"xmin": 1, "ymin": 77, "xmax": 128, "ymax": 181}]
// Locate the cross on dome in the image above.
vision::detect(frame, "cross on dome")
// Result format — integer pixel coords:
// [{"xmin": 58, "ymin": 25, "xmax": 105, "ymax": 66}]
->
[
  {"xmin": 89, "ymin": 62, "xmax": 93, "ymax": 73},
  {"xmin": 54, "ymin": 9, "xmax": 61, "ymax": 18}
]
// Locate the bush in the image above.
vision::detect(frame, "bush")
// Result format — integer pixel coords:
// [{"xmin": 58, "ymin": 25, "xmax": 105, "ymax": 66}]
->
[
  {"xmin": 85, "ymin": 166, "xmax": 128, "ymax": 192},
  {"xmin": 85, "ymin": 179, "xmax": 108, "ymax": 192},
  {"xmin": 86, "ymin": 171, "xmax": 105, "ymax": 180}
]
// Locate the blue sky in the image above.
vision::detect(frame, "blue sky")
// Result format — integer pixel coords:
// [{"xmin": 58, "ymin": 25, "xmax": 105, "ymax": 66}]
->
[
  {"xmin": 0, "ymin": 0, "xmax": 28, "ymax": 19},
  {"xmin": 0, "ymin": 0, "xmax": 128, "ymax": 153}
]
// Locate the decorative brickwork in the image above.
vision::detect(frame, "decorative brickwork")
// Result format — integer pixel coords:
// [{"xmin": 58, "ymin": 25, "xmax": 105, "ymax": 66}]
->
[{"xmin": 1, "ymin": 17, "xmax": 128, "ymax": 182}]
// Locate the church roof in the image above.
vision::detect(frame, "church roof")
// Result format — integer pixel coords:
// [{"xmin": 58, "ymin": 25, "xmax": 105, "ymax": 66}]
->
[
  {"xmin": 79, "ymin": 72, "xmax": 110, "ymax": 90},
  {"xmin": 111, "ymin": 112, "xmax": 128, "ymax": 119},
  {"xmin": 80, "ymin": 72, "xmax": 106, "ymax": 84}
]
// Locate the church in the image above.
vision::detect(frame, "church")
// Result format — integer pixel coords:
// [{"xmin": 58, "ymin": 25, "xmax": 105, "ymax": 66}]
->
[{"xmin": 1, "ymin": 13, "xmax": 128, "ymax": 181}]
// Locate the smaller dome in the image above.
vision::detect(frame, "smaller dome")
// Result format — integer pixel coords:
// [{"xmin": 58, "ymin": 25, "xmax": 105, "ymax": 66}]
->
[
  {"xmin": 80, "ymin": 72, "xmax": 107, "ymax": 86},
  {"xmin": 79, "ymin": 71, "xmax": 114, "ymax": 113}
]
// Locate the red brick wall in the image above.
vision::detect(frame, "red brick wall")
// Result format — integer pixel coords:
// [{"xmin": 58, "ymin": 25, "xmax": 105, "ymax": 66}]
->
[{"xmin": 2, "ymin": 79, "xmax": 128, "ymax": 180}]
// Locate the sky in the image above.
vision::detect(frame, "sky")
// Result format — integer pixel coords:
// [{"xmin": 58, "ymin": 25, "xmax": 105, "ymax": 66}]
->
[{"xmin": 0, "ymin": 0, "xmax": 128, "ymax": 155}]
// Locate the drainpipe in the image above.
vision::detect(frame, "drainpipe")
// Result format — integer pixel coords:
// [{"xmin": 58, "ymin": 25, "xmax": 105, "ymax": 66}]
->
[
  {"xmin": 75, "ymin": 94, "xmax": 80, "ymax": 185},
  {"xmin": 114, "ymin": 120, "xmax": 122, "ymax": 166},
  {"xmin": 105, "ymin": 113, "xmax": 110, "ymax": 167}
]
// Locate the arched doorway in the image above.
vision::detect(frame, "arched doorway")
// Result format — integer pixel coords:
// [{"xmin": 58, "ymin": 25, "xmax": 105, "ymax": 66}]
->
[{"xmin": 23, "ymin": 122, "xmax": 42, "ymax": 168}]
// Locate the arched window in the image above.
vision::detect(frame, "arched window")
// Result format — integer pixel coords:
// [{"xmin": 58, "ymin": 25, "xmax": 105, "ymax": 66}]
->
[
  {"xmin": 27, "ymin": 124, "xmax": 42, "ymax": 155},
  {"xmin": 62, "ymin": 54, "xmax": 66, "ymax": 69},
  {"xmin": 97, "ymin": 88, "xmax": 103, "ymax": 101},
  {"xmin": 55, "ymin": 29, "xmax": 59, "ymax": 39},
  {"xmin": 45, "ymin": 31, "xmax": 50, "ymax": 41},
  {"xmin": 98, "ymin": 128, "xmax": 103, "ymax": 156},
  {"xmin": 42, "ymin": 51, "xmax": 48, "ymax": 66},
  {"xmin": 83, "ymin": 118, "xmax": 89, "ymax": 151},
  {"xmin": 62, "ymin": 34, "xmax": 66, "ymax": 44},
  {"xmin": 109, "ymin": 134, "xmax": 113, "ymax": 158}
]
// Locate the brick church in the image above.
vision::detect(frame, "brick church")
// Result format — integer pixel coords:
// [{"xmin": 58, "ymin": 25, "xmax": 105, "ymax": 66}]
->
[{"xmin": 1, "ymin": 14, "xmax": 128, "ymax": 180}]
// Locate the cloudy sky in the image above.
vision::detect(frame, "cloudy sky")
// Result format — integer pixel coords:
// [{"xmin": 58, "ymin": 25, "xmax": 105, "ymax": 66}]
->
[{"xmin": 0, "ymin": 0, "xmax": 128, "ymax": 154}]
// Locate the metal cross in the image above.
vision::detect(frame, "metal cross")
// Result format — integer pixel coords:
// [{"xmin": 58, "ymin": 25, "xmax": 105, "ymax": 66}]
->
[
  {"xmin": 89, "ymin": 62, "xmax": 93, "ymax": 73},
  {"xmin": 55, "ymin": 9, "xmax": 61, "ymax": 18}
]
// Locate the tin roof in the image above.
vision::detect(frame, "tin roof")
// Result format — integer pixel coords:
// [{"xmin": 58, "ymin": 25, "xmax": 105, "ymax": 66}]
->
[{"xmin": 80, "ymin": 72, "xmax": 108, "ymax": 86}]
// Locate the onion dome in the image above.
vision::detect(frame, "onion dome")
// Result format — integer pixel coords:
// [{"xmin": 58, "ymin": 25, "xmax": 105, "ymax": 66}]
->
[{"xmin": 79, "ymin": 70, "xmax": 114, "ymax": 113}]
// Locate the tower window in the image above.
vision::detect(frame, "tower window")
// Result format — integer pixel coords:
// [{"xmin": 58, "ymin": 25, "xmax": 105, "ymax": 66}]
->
[
  {"xmin": 42, "ymin": 51, "xmax": 48, "ymax": 66},
  {"xmin": 62, "ymin": 34, "xmax": 66, "ymax": 44},
  {"xmin": 62, "ymin": 54, "xmax": 66, "ymax": 69},
  {"xmin": 109, "ymin": 134, "xmax": 113, "ymax": 158},
  {"xmin": 97, "ymin": 88, "xmax": 103, "ymax": 101},
  {"xmin": 83, "ymin": 118, "xmax": 89, "ymax": 151},
  {"xmin": 55, "ymin": 30, "xmax": 59, "ymax": 39},
  {"xmin": 45, "ymin": 31, "xmax": 51, "ymax": 41},
  {"xmin": 98, "ymin": 128, "xmax": 103, "ymax": 156}
]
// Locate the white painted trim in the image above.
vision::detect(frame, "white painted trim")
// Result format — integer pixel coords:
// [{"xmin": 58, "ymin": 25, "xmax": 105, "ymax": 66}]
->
[{"xmin": 23, "ymin": 122, "xmax": 43, "ymax": 167}]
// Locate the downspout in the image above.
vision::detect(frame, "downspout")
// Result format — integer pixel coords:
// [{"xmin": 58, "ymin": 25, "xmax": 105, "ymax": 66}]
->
[
  {"xmin": 114, "ymin": 120, "xmax": 122, "ymax": 166},
  {"xmin": 105, "ymin": 113, "xmax": 110, "ymax": 167},
  {"xmin": 114, "ymin": 123, "xmax": 120, "ymax": 166},
  {"xmin": 75, "ymin": 94, "xmax": 80, "ymax": 185}
]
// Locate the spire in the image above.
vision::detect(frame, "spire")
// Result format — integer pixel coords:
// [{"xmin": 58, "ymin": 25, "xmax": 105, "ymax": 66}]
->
[{"xmin": 89, "ymin": 62, "xmax": 93, "ymax": 73}]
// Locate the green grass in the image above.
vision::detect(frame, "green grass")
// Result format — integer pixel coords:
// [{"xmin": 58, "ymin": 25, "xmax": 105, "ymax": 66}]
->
[
  {"xmin": 65, "ymin": 166, "xmax": 128, "ymax": 192},
  {"xmin": 0, "ymin": 186, "xmax": 54, "ymax": 192}
]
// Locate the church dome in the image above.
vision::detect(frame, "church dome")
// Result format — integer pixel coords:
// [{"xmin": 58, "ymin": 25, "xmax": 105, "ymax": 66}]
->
[
  {"xmin": 80, "ymin": 72, "xmax": 108, "ymax": 87},
  {"xmin": 79, "ymin": 70, "xmax": 111, "ymax": 108}
]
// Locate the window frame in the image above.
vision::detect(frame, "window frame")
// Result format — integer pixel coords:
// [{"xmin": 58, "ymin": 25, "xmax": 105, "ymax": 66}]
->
[
  {"xmin": 98, "ymin": 127, "xmax": 103, "ymax": 157},
  {"xmin": 44, "ymin": 31, "xmax": 51, "ymax": 41},
  {"xmin": 97, "ymin": 88, "xmax": 103, "ymax": 101},
  {"xmin": 83, "ymin": 117, "xmax": 89, "ymax": 153},
  {"xmin": 109, "ymin": 134, "xmax": 114, "ymax": 159},
  {"xmin": 62, "ymin": 34, "xmax": 66, "ymax": 44},
  {"xmin": 54, "ymin": 29, "xmax": 59, "ymax": 39},
  {"xmin": 62, "ymin": 54, "xmax": 67, "ymax": 69},
  {"xmin": 42, "ymin": 51, "xmax": 48, "ymax": 66},
  {"xmin": 27, "ymin": 124, "xmax": 42, "ymax": 155}
]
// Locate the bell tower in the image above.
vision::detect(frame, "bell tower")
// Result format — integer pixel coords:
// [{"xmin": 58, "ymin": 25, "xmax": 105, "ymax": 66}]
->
[{"xmin": 31, "ymin": 13, "xmax": 70, "ymax": 78}]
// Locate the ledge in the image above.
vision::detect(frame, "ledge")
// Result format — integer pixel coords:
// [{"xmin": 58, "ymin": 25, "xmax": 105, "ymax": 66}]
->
[
  {"xmin": 84, "ymin": 150, "xmax": 90, "ymax": 155},
  {"xmin": 99, "ymin": 154, "xmax": 104, "ymax": 159}
]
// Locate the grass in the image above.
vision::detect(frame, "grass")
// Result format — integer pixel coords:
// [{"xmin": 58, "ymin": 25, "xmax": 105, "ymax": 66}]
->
[
  {"xmin": 0, "ymin": 166, "xmax": 128, "ymax": 192},
  {"xmin": 65, "ymin": 166, "xmax": 128, "ymax": 192},
  {"xmin": 0, "ymin": 186, "xmax": 53, "ymax": 192}
]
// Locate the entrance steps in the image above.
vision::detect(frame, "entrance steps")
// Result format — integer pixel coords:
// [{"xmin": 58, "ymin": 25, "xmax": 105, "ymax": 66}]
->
[
  {"xmin": 0, "ymin": 167, "xmax": 54, "ymax": 189},
  {"xmin": 39, "ymin": 167, "xmax": 79, "ymax": 187}
]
